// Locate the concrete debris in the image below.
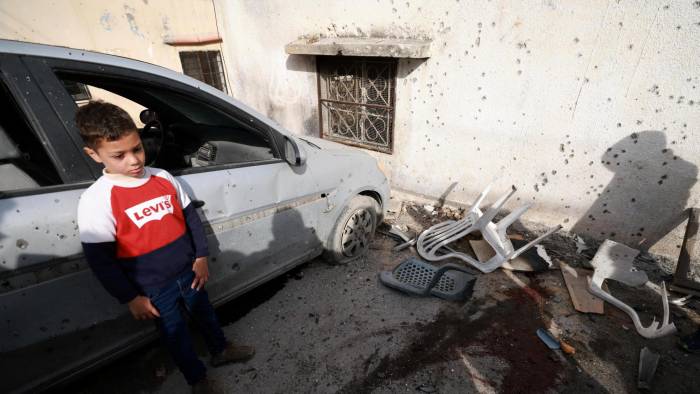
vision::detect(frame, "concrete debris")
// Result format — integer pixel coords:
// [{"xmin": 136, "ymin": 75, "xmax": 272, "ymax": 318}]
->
[
  {"xmin": 416, "ymin": 383, "xmax": 437, "ymax": 393},
  {"xmin": 416, "ymin": 183, "xmax": 562, "ymax": 273},
  {"xmin": 637, "ymin": 347, "xmax": 660, "ymax": 390},
  {"xmin": 387, "ymin": 225, "xmax": 412, "ymax": 242},
  {"xmin": 575, "ymin": 235, "xmax": 589, "ymax": 254},
  {"xmin": 670, "ymin": 294, "xmax": 693, "ymax": 306},
  {"xmin": 535, "ymin": 245, "xmax": 553, "ymax": 268},
  {"xmin": 386, "ymin": 225, "xmax": 417, "ymax": 252},
  {"xmin": 423, "ymin": 204, "xmax": 435, "ymax": 213},
  {"xmin": 588, "ymin": 240, "xmax": 676, "ymax": 339}
]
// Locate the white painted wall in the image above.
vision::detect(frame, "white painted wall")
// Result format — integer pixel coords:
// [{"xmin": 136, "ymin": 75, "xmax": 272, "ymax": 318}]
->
[
  {"xmin": 215, "ymin": 0, "xmax": 700, "ymax": 258},
  {"xmin": 0, "ymin": 0, "xmax": 226, "ymax": 122}
]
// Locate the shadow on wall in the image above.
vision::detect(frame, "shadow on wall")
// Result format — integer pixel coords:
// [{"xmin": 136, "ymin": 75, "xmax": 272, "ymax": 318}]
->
[
  {"xmin": 396, "ymin": 57, "xmax": 427, "ymax": 79},
  {"xmin": 263, "ymin": 55, "xmax": 318, "ymax": 135},
  {"xmin": 571, "ymin": 130, "xmax": 698, "ymax": 251},
  {"xmin": 284, "ymin": 54, "xmax": 318, "ymax": 136}
]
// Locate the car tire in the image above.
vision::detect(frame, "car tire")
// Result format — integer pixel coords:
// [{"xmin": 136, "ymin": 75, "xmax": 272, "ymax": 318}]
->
[{"xmin": 323, "ymin": 195, "xmax": 380, "ymax": 264}]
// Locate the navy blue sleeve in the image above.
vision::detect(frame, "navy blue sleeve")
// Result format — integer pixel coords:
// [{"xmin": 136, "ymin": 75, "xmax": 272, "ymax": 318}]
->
[
  {"xmin": 183, "ymin": 204, "xmax": 209, "ymax": 258},
  {"xmin": 82, "ymin": 242, "xmax": 139, "ymax": 304}
]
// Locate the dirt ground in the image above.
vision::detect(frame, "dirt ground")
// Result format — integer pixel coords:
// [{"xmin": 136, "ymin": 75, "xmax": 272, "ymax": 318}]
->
[{"xmin": 60, "ymin": 200, "xmax": 700, "ymax": 394}]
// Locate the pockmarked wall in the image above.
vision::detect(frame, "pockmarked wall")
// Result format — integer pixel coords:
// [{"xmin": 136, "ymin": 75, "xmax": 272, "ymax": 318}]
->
[
  {"xmin": 216, "ymin": 0, "xmax": 700, "ymax": 258},
  {"xmin": 0, "ymin": 0, "xmax": 226, "ymax": 123}
]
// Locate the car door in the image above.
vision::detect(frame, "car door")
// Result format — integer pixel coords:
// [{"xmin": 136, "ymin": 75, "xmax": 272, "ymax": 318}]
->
[
  {"xmin": 0, "ymin": 51, "xmax": 327, "ymax": 393},
  {"xmin": 0, "ymin": 54, "xmax": 137, "ymax": 393},
  {"xmin": 34, "ymin": 57, "xmax": 327, "ymax": 305}
]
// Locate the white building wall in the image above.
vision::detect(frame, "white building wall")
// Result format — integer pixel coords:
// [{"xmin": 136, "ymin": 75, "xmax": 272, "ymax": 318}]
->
[
  {"xmin": 215, "ymin": 0, "xmax": 700, "ymax": 258},
  {"xmin": 0, "ymin": 0, "xmax": 225, "ymax": 122}
]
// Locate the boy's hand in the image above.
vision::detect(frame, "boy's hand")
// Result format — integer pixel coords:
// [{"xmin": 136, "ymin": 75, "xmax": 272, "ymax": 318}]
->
[
  {"xmin": 128, "ymin": 296, "xmax": 160, "ymax": 320},
  {"xmin": 192, "ymin": 257, "xmax": 209, "ymax": 291}
]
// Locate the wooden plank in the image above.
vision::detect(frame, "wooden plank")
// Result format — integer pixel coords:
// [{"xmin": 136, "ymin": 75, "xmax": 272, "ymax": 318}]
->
[{"xmin": 560, "ymin": 262, "xmax": 605, "ymax": 314}]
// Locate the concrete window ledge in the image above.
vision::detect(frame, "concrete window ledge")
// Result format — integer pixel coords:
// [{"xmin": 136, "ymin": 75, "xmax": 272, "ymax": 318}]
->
[{"xmin": 285, "ymin": 37, "xmax": 431, "ymax": 58}]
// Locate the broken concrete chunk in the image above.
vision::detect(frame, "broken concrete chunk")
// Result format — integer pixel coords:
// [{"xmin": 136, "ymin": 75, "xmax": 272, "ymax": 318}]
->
[
  {"xmin": 535, "ymin": 245, "xmax": 553, "ymax": 267},
  {"xmin": 388, "ymin": 225, "xmax": 412, "ymax": 243},
  {"xmin": 588, "ymin": 240, "xmax": 676, "ymax": 338},
  {"xmin": 637, "ymin": 347, "xmax": 660, "ymax": 390},
  {"xmin": 670, "ymin": 294, "xmax": 693, "ymax": 306},
  {"xmin": 575, "ymin": 235, "xmax": 589, "ymax": 254}
]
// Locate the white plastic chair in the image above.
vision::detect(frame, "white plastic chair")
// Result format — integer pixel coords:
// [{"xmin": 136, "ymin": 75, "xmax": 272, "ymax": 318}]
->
[{"xmin": 417, "ymin": 183, "xmax": 562, "ymax": 273}]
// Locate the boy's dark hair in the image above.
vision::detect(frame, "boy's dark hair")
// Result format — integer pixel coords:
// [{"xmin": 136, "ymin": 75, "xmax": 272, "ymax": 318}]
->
[{"xmin": 75, "ymin": 100, "xmax": 137, "ymax": 148}]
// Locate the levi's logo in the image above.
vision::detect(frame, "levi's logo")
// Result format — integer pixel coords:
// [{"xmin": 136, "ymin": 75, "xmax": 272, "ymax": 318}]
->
[{"xmin": 125, "ymin": 195, "xmax": 174, "ymax": 228}]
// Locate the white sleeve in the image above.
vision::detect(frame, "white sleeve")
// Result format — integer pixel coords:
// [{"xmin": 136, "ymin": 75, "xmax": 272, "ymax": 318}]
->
[
  {"xmin": 154, "ymin": 168, "xmax": 192, "ymax": 208},
  {"xmin": 77, "ymin": 182, "xmax": 116, "ymax": 243}
]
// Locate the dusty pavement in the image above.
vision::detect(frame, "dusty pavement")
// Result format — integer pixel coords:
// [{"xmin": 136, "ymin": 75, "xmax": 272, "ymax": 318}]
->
[{"xmin": 61, "ymin": 202, "xmax": 700, "ymax": 394}]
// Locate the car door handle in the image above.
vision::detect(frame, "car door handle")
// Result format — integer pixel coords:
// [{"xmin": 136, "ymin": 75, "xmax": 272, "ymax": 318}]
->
[{"xmin": 192, "ymin": 200, "xmax": 206, "ymax": 208}]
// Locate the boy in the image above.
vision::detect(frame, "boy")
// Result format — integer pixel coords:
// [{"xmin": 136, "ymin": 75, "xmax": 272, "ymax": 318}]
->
[{"xmin": 76, "ymin": 101, "xmax": 254, "ymax": 393}]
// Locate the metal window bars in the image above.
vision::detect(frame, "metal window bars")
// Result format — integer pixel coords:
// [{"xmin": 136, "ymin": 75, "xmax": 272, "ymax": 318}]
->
[
  {"xmin": 318, "ymin": 57, "xmax": 395, "ymax": 153},
  {"xmin": 179, "ymin": 51, "xmax": 228, "ymax": 94}
]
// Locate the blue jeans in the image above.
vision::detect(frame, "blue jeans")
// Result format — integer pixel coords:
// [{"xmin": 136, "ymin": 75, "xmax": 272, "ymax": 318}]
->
[{"xmin": 145, "ymin": 270, "xmax": 227, "ymax": 385}]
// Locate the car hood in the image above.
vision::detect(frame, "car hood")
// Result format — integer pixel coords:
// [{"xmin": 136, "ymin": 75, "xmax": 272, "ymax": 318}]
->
[{"xmin": 297, "ymin": 136, "xmax": 363, "ymax": 153}]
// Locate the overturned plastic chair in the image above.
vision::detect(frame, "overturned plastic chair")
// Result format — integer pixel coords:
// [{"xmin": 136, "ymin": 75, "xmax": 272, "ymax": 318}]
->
[
  {"xmin": 416, "ymin": 183, "xmax": 562, "ymax": 273},
  {"xmin": 380, "ymin": 257, "xmax": 476, "ymax": 301},
  {"xmin": 588, "ymin": 240, "xmax": 676, "ymax": 339}
]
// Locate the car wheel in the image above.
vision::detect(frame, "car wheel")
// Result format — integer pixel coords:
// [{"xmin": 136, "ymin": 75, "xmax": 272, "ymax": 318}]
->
[{"xmin": 324, "ymin": 195, "xmax": 380, "ymax": 264}]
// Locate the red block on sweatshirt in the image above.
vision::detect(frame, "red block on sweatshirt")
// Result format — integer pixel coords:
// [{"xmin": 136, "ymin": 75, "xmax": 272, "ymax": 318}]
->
[{"xmin": 110, "ymin": 176, "xmax": 186, "ymax": 258}]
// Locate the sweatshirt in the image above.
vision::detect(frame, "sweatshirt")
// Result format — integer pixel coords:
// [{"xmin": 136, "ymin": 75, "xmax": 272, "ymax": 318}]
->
[{"xmin": 77, "ymin": 167, "xmax": 208, "ymax": 303}]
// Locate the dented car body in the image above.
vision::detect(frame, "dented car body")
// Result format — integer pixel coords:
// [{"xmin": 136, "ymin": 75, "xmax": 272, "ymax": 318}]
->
[{"xmin": 0, "ymin": 40, "xmax": 389, "ymax": 393}]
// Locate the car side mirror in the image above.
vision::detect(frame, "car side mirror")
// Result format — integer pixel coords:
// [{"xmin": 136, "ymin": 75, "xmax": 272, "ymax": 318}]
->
[
  {"xmin": 284, "ymin": 136, "xmax": 306, "ymax": 167},
  {"xmin": 139, "ymin": 109, "xmax": 158, "ymax": 124}
]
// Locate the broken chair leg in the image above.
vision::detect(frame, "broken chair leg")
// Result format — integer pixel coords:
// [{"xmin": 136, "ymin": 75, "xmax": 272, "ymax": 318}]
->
[{"xmin": 588, "ymin": 240, "xmax": 677, "ymax": 339}]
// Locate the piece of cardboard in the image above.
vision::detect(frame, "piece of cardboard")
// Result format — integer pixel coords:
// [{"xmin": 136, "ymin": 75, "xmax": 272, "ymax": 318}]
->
[
  {"xmin": 560, "ymin": 262, "xmax": 605, "ymax": 314},
  {"xmin": 468, "ymin": 239, "xmax": 549, "ymax": 272}
]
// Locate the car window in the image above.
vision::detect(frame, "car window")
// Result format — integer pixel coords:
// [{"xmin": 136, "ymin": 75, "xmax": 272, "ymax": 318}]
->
[
  {"xmin": 61, "ymin": 80, "xmax": 147, "ymax": 128},
  {"xmin": 55, "ymin": 72, "xmax": 278, "ymax": 174},
  {"xmin": 0, "ymin": 80, "xmax": 63, "ymax": 192}
]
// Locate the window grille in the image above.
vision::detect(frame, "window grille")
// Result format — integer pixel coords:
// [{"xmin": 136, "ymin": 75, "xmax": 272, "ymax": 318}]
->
[
  {"xmin": 179, "ymin": 51, "xmax": 228, "ymax": 93},
  {"xmin": 317, "ymin": 57, "xmax": 396, "ymax": 153}
]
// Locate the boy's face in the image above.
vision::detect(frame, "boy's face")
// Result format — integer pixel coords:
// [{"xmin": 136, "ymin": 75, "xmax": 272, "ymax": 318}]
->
[{"xmin": 84, "ymin": 130, "xmax": 146, "ymax": 177}]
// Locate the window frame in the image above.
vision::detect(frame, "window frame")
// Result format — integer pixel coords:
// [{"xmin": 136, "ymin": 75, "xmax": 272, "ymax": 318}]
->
[
  {"xmin": 0, "ymin": 54, "xmax": 96, "ymax": 199},
  {"xmin": 179, "ymin": 50, "xmax": 228, "ymax": 94},
  {"xmin": 33, "ymin": 56, "xmax": 284, "ymax": 178},
  {"xmin": 316, "ymin": 56, "xmax": 397, "ymax": 154}
]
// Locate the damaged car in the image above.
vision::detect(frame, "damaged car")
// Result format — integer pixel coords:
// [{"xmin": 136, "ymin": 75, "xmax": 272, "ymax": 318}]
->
[{"xmin": 0, "ymin": 39, "xmax": 389, "ymax": 393}]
